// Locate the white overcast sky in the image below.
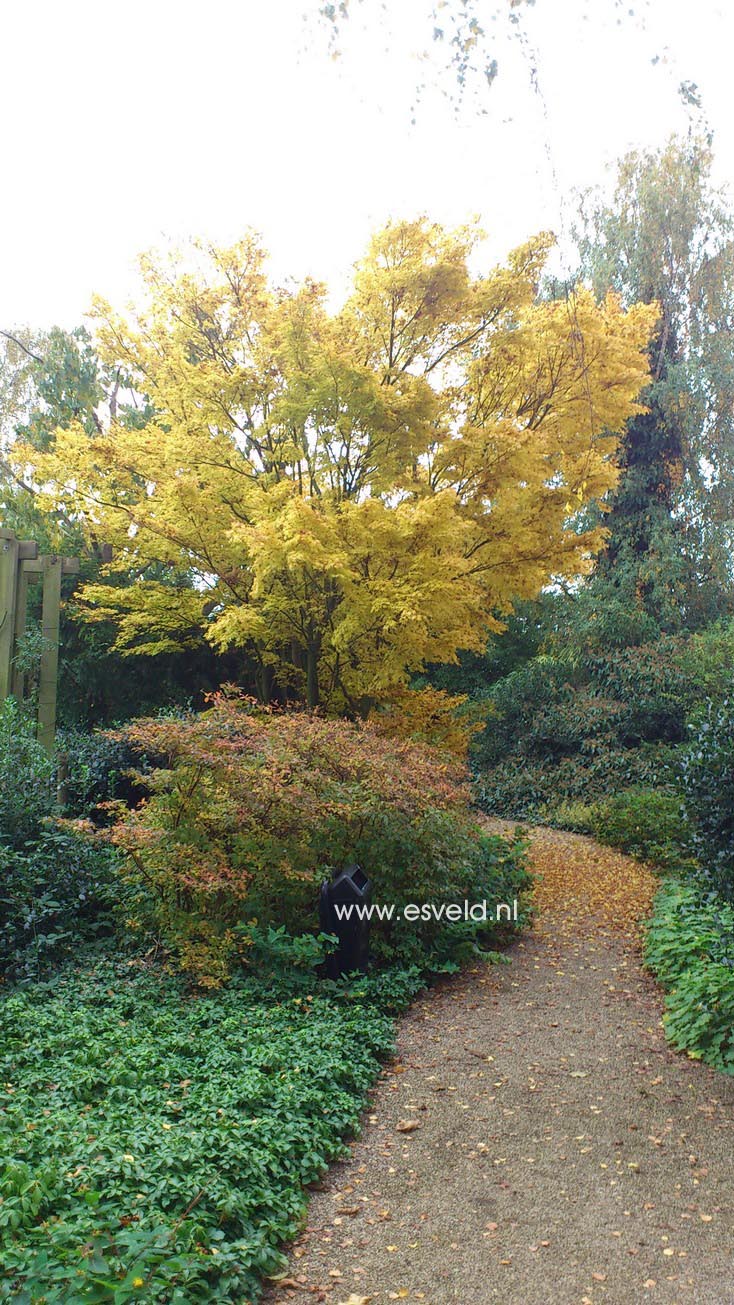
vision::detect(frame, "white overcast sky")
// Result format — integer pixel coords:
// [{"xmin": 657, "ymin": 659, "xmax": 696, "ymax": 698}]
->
[{"xmin": 1, "ymin": 0, "xmax": 731, "ymax": 328}]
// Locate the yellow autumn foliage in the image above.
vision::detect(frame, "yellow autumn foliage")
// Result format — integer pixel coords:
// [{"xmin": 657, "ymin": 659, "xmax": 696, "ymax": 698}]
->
[{"xmin": 16, "ymin": 220, "xmax": 657, "ymax": 711}]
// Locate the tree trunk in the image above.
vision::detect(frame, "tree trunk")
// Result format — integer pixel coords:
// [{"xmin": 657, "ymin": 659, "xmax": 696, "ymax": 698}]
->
[
  {"xmin": 306, "ymin": 646, "xmax": 320, "ymax": 709},
  {"xmin": 254, "ymin": 658, "xmax": 274, "ymax": 705}
]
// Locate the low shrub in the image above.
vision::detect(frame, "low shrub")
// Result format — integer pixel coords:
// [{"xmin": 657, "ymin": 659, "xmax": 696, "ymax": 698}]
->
[
  {"xmin": 0, "ymin": 958, "xmax": 395, "ymax": 1303},
  {"xmin": 75, "ymin": 695, "xmax": 530, "ymax": 985},
  {"xmin": 587, "ymin": 788, "xmax": 694, "ymax": 872},
  {"xmin": 0, "ymin": 701, "xmax": 122, "ymax": 980},
  {"xmin": 538, "ymin": 799, "xmax": 597, "ymax": 833},
  {"xmin": 0, "ymin": 829, "xmax": 122, "ymax": 982},
  {"xmin": 0, "ymin": 699, "xmax": 55, "ymax": 845},
  {"xmin": 539, "ymin": 788, "xmax": 694, "ymax": 874},
  {"xmin": 475, "ymin": 745, "xmax": 673, "ymax": 821},
  {"xmin": 645, "ymin": 879, "xmax": 734, "ymax": 1072}
]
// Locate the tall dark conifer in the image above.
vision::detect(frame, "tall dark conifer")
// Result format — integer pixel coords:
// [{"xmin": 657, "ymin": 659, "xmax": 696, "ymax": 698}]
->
[{"xmin": 574, "ymin": 136, "xmax": 734, "ymax": 634}]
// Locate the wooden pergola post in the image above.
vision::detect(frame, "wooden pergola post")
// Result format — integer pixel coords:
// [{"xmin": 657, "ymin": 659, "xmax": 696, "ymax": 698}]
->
[
  {"xmin": 0, "ymin": 529, "xmax": 20, "ymax": 701},
  {"xmin": 38, "ymin": 555, "xmax": 63, "ymax": 755},
  {"xmin": 11, "ymin": 557, "xmax": 30, "ymax": 700},
  {"xmin": 0, "ymin": 527, "xmax": 79, "ymax": 753}
]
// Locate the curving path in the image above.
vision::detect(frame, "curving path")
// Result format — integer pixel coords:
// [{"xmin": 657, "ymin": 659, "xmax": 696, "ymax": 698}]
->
[{"xmin": 264, "ymin": 825, "xmax": 734, "ymax": 1305}]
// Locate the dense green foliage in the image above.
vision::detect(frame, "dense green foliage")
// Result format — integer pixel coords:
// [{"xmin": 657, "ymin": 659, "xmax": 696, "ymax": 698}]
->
[
  {"xmin": 646, "ymin": 880, "xmax": 734, "ymax": 1073},
  {"xmin": 0, "ymin": 702, "xmax": 120, "ymax": 980},
  {"xmin": 680, "ymin": 699, "xmax": 734, "ymax": 902},
  {"xmin": 473, "ymin": 622, "xmax": 734, "ymax": 821},
  {"xmin": 552, "ymin": 789, "xmax": 694, "ymax": 874},
  {"xmin": 472, "ymin": 644, "xmax": 673, "ymax": 819},
  {"xmin": 0, "ymin": 958, "xmax": 399, "ymax": 1303}
]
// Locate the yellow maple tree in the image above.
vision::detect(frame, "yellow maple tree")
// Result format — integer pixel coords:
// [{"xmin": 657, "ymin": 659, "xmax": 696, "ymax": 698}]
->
[{"xmin": 18, "ymin": 220, "xmax": 657, "ymax": 711}]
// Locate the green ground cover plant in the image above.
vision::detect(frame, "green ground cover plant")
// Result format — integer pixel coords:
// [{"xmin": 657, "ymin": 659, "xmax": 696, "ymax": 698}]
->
[{"xmin": 0, "ymin": 957, "xmax": 403, "ymax": 1303}]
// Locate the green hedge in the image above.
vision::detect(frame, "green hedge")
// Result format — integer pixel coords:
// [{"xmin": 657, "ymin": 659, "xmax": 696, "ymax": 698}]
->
[{"xmin": 589, "ymin": 788, "xmax": 693, "ymax": 870}]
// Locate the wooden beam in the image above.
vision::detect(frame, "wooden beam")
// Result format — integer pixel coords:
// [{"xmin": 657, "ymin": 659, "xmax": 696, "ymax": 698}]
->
[
  {"xmin": 37, "ymin": 556, "xmax": 62, "ymax": 754},
  {"xmin": 20, "ymin": 555, "xmax": 80, "ymax": 576},
  {"xmin": 18, "ymin": 540, "xmax": 39, "ymax": 561},
  {"xmin": 0, "ymin": 531, "xmax": 19, "ymax": 700}
]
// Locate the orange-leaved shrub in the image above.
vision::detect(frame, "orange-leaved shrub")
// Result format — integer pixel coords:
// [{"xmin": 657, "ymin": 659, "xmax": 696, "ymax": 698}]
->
[
  {"xmin": 79, "ymin": 693, "xmax": 529, "ymax": 984},
  {"xmin": 368, "ymin": 685, "xmax": 483, "ymax": 758}
]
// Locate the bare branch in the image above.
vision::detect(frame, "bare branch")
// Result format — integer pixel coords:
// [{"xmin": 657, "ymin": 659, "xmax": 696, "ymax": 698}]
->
[{"xmin": 0, "ymin": 331, "xmax": 44, "ymax": 365}]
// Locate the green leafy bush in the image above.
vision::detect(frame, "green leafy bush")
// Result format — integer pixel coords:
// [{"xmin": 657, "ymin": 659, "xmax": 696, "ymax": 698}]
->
[
  {"xmin": 0, "ymin": 699, "xmax": 55, "ymax": 845},
  {"xmin": 680, "ymin": 698, "xmax": 734, "ymax": 901},
  {"xmin": 0, "ymin": 830, "xmax": 121, "ymax": 981},
  {"xmin": 538, "ymin": 799, "xmax": 597, "ymax": 833},
  {"xmin": 645, "ymin": 879, "xmax": 734, "ymax": 1072},
  {"xmin": 59, "ymin": 725, "xmax": 150, "ymax": 817},
  {"xmin": 79, "ymin": 695, "xmax": 530, "ymax": 984},
  {"xmin": 588, "ymin": 635, "xmax": 701, "ymax": 745},
  {"xmin": 587, "ymin": 788, "xmax": 694, "ymax": 871},
  {"xmin": 0, "ymin": 701, "xmax": 122, "ymax": 980},
  {"xmin": 472, "ymin": 658, "xmax": 585, "ymax": 771},
  {"xmin": 471, "ymin": 630, "xmax": 720, "ymax": 819},
  {"xmin": 0, "ymin": 958, "xmax": 395, "ymax": 1303},
  {"xmin": 475, "ymin": 745, "xmax": 672, "ymax": 820},
  {"xmin": 677, "ymin": 622, "xmax": 734, "ymax": 702}
]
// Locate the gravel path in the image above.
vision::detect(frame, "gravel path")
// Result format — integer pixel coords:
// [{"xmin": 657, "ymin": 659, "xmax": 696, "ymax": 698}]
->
[{"xmin": 263, "ymin": 825, "xmax": 734, "ymax": 1305}]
